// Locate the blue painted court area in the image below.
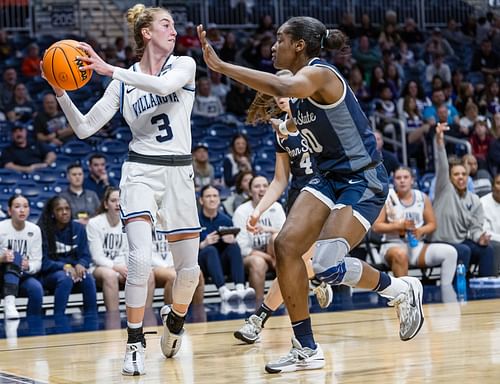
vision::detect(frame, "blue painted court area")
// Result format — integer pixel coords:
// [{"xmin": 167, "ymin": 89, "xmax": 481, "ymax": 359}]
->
[{"xmin": 1, "ymin": 284, "xmax": 500, "ymax": 340}]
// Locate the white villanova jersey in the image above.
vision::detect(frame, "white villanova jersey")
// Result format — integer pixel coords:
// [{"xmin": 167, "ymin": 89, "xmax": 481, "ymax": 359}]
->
[
  {"xmin": 383, "ymin": 188, "xmax": 426, "ymax": 242},
  {"xmin": 119, "ymin": 55, "xmax": 196, "ymax": 156}
]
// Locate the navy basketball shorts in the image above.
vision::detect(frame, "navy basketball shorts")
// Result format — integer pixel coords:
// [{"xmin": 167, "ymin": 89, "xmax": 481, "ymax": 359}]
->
[{"xmin": 302, "ymin": 163, "xmax": 389, "ymax": 231}]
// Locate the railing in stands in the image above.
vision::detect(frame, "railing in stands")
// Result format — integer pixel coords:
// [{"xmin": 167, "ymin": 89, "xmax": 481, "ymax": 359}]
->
[
  {"xmin": 0, "ymin": 0, "xmax": 33, "ymax": 35},
  {"xmin": 370, "ymin": 116, "xmax": 408, "ymax": 167},
  {"xmin": 156, "ymin": 0, "xmax": 495, "ymax": 30}
]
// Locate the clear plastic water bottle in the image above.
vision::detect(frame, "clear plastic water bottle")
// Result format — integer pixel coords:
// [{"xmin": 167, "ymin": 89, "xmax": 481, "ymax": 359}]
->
[{"xmin": 456, "ymin": 263, "xmax": 467, "ymax": 302}]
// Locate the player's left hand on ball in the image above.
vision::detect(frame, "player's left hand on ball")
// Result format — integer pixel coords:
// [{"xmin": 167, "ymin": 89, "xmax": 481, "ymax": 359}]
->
[{"xmin": 76, "ymin": 42, "xmax": 114, "ymax": 77}]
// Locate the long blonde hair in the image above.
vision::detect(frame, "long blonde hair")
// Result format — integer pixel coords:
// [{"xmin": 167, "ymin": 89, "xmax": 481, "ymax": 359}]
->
[
  {"xmin": 246, "ymin": 69, "xmax": 292, "ymax": 125},
  {"xmin": 126, "ymin": 3, "xmax": 169, "ymax": 58}
]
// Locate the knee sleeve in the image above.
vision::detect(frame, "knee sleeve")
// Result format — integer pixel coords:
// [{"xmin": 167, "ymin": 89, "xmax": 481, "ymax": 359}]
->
[
  {"xmin": 172, "ymin": 265, "xmax": 201, "ymax": 305},
  {"xmin": 341, "ymin": 257, "xmax": 363, "ymax": 287},
  {"xmin": 124, "ymin": 221, "xmax": 152, "ymax": 308},
  {"xmin": 312, "ymin": 238, "xmax": 350, "ymax": 285},
  {"xmin": 125, "ymin": 221, "xmax": 152, "ymax": 286},
  {"xmin": 170, "ymin": 237, "xmax": 200, "ymax": 271}
]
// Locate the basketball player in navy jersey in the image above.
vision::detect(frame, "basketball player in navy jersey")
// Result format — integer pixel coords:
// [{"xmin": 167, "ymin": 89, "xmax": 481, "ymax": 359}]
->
[
  {"xmin": 234, "ymin": 71, "xmax": 333, "ymax": 344},
  {"xmin": 199, "ymin": 17, "xmax": 424, "ymax": 374},
  {"xmin": 41, "ymin": 4, "xmax": 201, "ymax": 376}
]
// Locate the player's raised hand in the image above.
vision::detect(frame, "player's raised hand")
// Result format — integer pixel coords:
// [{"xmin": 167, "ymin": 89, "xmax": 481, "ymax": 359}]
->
[
  {"xmin": 197, "ymin": 24, "xmax": 224, "ymax": 72},
  {"xmin": 76, "ymin": 42, "xmax": 114, "ymax": 77}
]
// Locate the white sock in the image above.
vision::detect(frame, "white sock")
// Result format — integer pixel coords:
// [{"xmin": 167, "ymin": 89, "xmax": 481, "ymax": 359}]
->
[
  {"xmin": 379, "ymin": 276, "xmax": 408, "ymax": 299},
  {"xmin": 236, "ymin": 283, "xmax": 245, "ymax": 291},
  {"xmin": 127, "ymin": 321, "xmax": 143, "ymax": 329}
]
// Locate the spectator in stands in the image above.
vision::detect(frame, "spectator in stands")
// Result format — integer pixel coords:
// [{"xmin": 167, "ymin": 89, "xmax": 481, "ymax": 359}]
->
[
  {"xmin": 479, "ymin": 79, "xmax": 500, "ymax": 117},
  {"xmin": 372, "ymin": 167, "xmax": 458, "ymax": 292},
  {"xmin": 423, "ymin": 89, "xmax": 459, "ymax": 126},
  {"xmin": 352, "ymin": 36, "xmax": 381, "ymax": 81},
  {"xmin": 87, "ymin": 187, "xmax": 141, "ymax": 312},
  {"xmin": 373, "ymin": 84, "xmax": 398, "ymax": 133},
  {"xmin": 209, "ymin": 70, "xmax": 230, "ymax": 107},
  {"xmin": 0, "ymin": 29, "xmax": 13, "ymax": 60},
  {"xmin": 455, "ymin": 82, "xmax": 476, "ymax": 115},
  {"xmin": 34, "ymin": 93, "xmax": 74, "ymax": 146},
  {"xmin": 192, "ymin": 77, "xmax": 224, "ymax": 118},
  {"xmin": 0, "ymin": 194, "xmax": 44, "ymax": 318},
  {"xmin": 442, "ymin": 19, "xmax": 473, "ymax": 47},
  {"xmin": 385, "ymin": 62, "xmax": 402, "ymax": 99},
  {"xmin": 219, "ymin": 31, "xmax": 238, "ymax": 63},
  {"xmin": 83, "ymin": 154, "xmax": 114, "ymax": 200},
  {"xmin": 225, "ymin": 80, "xmax": 256, "ymax": 117},
  {"xmin": 470, "ymin": 38, "xmax": 500, "ymax": 80},
  {"xmin": 356, "ymin": 13, "xmax": 379, "ymax": 40},
  {"xmin": 459, "ymin": 101, "xmax": 481, "ymax": 135},
  {"xmin": 348, "ymin": 65, "xmax": 371, "ymax": 107},
  {"xmin": 397, "ymin": 80, "xmax": 426, "ymax": 117},
  {"xmin": 481, "ymin": 173, "xmax": 500, "ymax": 275},
  {"xmin": 206, "ymin": 23, "xmax": 224, "ymax": 51},
  {"xmin": 399, "ymin": 17, "xmax": 424, "ymax": 45},
  {"xmin": 431, "ymin": 123, "xmax": 495, "ymax": 277},
  {"xmin": 198, "ymin": 185, "xmax": 255, "ymax": 301},
  {"xmin": 38, "ymin": 196, "xmax": 97, "ymax": 315},
  {"xmin": 470, "ymin": 119, "xmax": 494, "ymax": 167},
  {"xmin": 254, "ymin": 14, "xmax": 276, "ymax": 41},
  {"xmin": 374, "ymin": 129, "xmax": 399, "ymax": 176},
  {"xmin": 59, "ymin": 163, "xmax": 100, "ymax": 225},
  {"xmin": 0, "ymin": 125, "xmax": 56, "ymax": 173},
  {"xmin": 424, "ymin": 28, "xmax": 455, "ymax": 62},
  {"xmin": 5, "ymin": 82, "xmax": 36, "ymax": 123},
  {"xmin": 114, "ymin": 36, "xmax": 126, "ymax": 61},
  {"xmin": 223, "ymin": 133, "xmax": 253, "ymax": 187},
  {"xmin": 488, "ymin": 113, "xmax": 500, "ymax": 175},
  {"xmin": 222, "ymin": 170, "xmax": 254, "ymax": 216},
  {"xmin": 20, "ymin": 43, "xmax": 41, "ymax": 79},
  {"xmin": 232, "ymin": 175, "xmax": 286, "ymax": 300},
  {"xmin": 463, "ymin": 153, "xmax": 492, "ymax": 197},
  {"xmin": 192, "ymin": 142, "xmax": 215, "ymax": 193},
  {"xmin": 425, "ymin": 53, "xmax": 451, "ymax": 86},
  {"xmin": 0, "ymin": 67, "xmax": 17, "ymax": 110},
  {"xmin": 378, "ymin": 22, "xmax": 401, "ymax": 51},
  {"xmin": 152, "ymin": 230, "xmax": 204, "ymax": 307},
  {"xmin": 369, "ymin": 65, "xmax": 386, "ymax": 99},
  {"xmin": 339, "ymin": 13, "xmax": 357, "ymax": 39}
]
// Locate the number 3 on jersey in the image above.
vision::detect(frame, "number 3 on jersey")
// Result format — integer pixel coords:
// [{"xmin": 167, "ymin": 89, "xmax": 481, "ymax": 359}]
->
[{"xmin": 152, "ymin": 113, "xmax": 173, "ymax": 143}]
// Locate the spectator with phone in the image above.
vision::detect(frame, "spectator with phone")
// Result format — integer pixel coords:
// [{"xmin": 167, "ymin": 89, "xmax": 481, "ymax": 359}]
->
[{"xmin": 198, "ymin": 185, "xmax": 255, "ymax": 301}]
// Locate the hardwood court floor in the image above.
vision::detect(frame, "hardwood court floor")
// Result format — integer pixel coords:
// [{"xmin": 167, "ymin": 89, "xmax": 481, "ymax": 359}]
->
[{"xmin": 1, "ymin": 299, "xmax": 499, "ymax": 383}]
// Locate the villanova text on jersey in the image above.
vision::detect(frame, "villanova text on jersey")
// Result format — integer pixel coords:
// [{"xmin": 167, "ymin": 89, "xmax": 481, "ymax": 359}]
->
[
  {"xmin": 7, "ymin": 239, "xmax": 27, "ymax": 257},
  {"xmin": 132, "ymin": 92, "xmax": 180, "ymax": 118},
  {"xmin": 103, "ymin": 233, "xmax": 125, "ymax": 260}
]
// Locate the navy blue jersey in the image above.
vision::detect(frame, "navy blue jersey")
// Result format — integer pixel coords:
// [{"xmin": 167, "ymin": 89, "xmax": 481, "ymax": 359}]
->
[
  {"xmin": 289, "ymin": 58, "xmax": 381, "ymax": 174},
  {"xmin": 274, "ymin": 131, "xmax": 316, "ymax": 191}
]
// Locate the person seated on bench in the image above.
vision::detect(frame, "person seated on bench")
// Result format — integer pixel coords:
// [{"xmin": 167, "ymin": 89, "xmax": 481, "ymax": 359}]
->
[
  {"xmin": 87, "ymin": 187, "xmax": 155, "ymax": 313},
  {"xmin": 372, "ymin": 166, "xmax": 458, "ymax": 300},
  {"xmin": 38, "ymin": 196, "xmax": 97, "ymax": 316}
]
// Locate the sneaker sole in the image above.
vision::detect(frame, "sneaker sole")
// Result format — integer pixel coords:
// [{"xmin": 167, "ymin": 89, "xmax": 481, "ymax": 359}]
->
[
  {"xmin": 121, "ymin": 369, "xmax": 143, "ymax": 376},
  {"xmin": 233, "ymin": 330, "xmax": 259, "ymax": 344},
  {"xmin": 265, "ymin": 359, "xmax": 325, "ymax": 374},
  {"xmin": 400, "ymin": 277, "xmax": 425, "ymax": 341}
]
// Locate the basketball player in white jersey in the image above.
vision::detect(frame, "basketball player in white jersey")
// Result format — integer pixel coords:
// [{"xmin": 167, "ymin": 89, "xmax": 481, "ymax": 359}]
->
[{"xmin": 41, "ymin": 4, "xmax": 201, "ymax": 376}]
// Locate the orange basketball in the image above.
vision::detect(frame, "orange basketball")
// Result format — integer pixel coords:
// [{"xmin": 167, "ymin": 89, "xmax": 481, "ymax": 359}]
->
[{"xmin": 42, "ymin": 40, "xmax": 92, "ymax": 91}]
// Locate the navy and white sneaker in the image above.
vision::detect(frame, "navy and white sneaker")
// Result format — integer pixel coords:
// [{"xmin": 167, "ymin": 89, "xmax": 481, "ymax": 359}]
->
[
  {"xmin": 265, "ymin": 337, "xmax": 325, "ymax": 374},
  {"xmin": 122, "ymin": 340, "xmax": 146, "ymax": 376},
  {"xmin": 389, "ymin": 276, "xmax": 424, "ymax": 341}
]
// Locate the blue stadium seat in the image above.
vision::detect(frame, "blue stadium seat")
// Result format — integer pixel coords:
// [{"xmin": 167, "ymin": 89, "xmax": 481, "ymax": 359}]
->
[
  {"xmin": 98, "ymin": 139, "xmax": 129, "ymax": 155},
  {"xmin": 114, "ymin": 126, "xmax": 132, "ymax": 142},
  {"xmin": 62, "ymin": 140, "xmax": 94, "ymax": 158},
  {"xmin": 419, "ymin": 173, "xmax": 435, "ymax": 194}
]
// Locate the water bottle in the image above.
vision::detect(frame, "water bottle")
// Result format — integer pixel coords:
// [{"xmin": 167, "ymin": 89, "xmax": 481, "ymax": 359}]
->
[
  {"xmin": 456, "ymin": 263, "xmax": 467, "ymax": 302},
  {"xmin": 407, "ymin": 230, "xmax": 419, "ymax": 249}
]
